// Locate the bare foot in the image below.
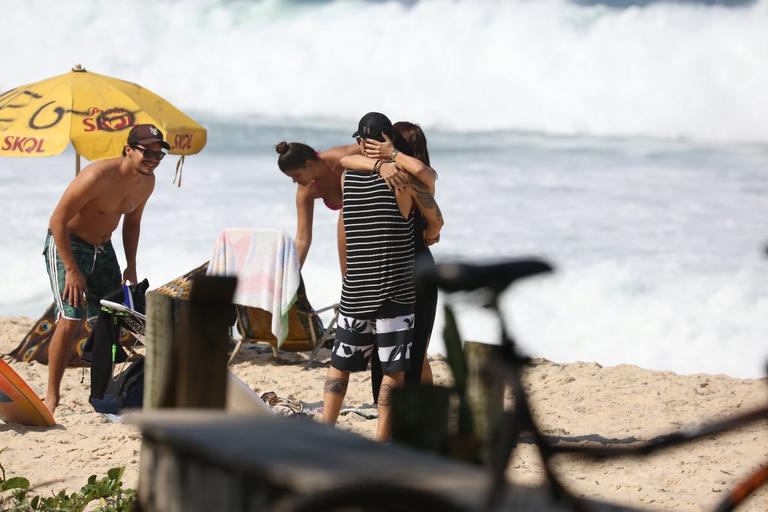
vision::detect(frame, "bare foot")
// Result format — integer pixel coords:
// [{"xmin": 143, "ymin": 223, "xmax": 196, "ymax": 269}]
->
[{"xmin": 43, "ymin": 396, "xmax": 58, "ymax": 414}]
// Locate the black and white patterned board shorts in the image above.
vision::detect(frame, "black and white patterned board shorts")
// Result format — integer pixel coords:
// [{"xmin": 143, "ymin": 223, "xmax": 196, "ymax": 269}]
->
[{"xmin": 331, "ymin": 312, "xmax": 414, "ymax": 373}]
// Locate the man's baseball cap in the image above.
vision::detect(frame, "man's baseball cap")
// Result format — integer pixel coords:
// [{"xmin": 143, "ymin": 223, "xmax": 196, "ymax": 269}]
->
[
  {"xmin": 352, "ymin": 112, "xmax": 394, "ymax": 142},
  {"xmin": 127, "ymin": 124, "xmax": 170, "ymax": 150}
]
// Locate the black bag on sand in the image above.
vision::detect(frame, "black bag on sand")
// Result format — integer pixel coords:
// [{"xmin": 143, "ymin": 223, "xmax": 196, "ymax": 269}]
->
[
  {"xmin": 83, "ymin": 279, "xmax": 148, "ymax": 402},
  {"xmin": 89, "ymin": 357, "xmax": 144, "ymax": 415}
]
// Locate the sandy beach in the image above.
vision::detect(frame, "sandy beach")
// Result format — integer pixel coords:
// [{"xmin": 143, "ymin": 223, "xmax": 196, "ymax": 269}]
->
[{"xmin": 1, "ymin": 316, "xmax": 766, "ymax": 511}]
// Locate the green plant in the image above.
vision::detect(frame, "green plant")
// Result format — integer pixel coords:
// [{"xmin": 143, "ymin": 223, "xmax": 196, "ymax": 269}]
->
[{"xmin": 0, "ymin": 463, "xmax": 135, "ymax": 512}]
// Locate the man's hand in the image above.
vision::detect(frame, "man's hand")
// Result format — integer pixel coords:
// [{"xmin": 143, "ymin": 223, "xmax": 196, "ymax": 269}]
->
[
  {"xmin": 364, "ymin": 134, "xmax": 395, "ymax": 160},
  {"xmin": 63, "ymin": 269, "xmax": 87, "ymax": 307},
  {"xmin": 123, "ymin": 267, "xmax": 137, "ymax": 286},
  {"xmin": 379, "ymin": 163, "xmax": 409, "ymax": 191}
]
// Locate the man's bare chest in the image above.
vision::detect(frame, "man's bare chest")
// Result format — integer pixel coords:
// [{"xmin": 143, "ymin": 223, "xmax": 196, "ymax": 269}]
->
[{"xmin": 86, "ymin": 186, "xmax": 151, "ymax": 216}]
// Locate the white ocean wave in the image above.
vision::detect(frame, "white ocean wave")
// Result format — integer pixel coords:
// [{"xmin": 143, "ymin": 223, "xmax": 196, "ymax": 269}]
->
[{"xmin": 1, "ymin": 0, "xmax": 767, "ymax": 142}]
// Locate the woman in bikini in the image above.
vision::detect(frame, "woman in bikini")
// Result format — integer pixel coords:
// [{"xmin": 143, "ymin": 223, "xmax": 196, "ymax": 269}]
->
[
  {"xmin": 275, "ymin": 141, "xmax": 359, "ymax": 271},
  {"xmin": 275, "ymin": 135, "xmax": 437, "ymax": 271}
]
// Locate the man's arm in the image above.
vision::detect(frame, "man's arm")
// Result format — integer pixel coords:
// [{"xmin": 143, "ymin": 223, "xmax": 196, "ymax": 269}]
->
[
  {"xmin": 339, "ymin": 154, "xmax": 374, "ymax": 171},
  {"xmin": 323, "ymin": 143, "xmax": 361, "ymax": 162},
  {"xmin": 341, "ymin": 156, "xmax": 412, "ymax": 193},
  {"xmin": 48, "ymin": 172, "xmax": 102, "ymax": 307},
  {"xmin": 337, "ymin": 210, "xmax": 346, "ymax": 277},
  {"xmin": 337, "ymin": 171, "xmax": 347, "ymax": 277},
  {"xmin": 122, "ymin": 197, "xmax": 150, "ymax": 284}
]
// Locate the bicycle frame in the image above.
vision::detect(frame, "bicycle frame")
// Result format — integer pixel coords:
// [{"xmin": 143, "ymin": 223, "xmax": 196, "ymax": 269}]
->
[{"xmin": 425, "ymin": 259, "xmax": 768, "ymax": 512}]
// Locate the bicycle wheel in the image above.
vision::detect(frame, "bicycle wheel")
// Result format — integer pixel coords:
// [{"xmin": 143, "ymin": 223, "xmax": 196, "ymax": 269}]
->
[{"xmin": 286, "ymin": 481, "xmax": 470, "ymax": 512}]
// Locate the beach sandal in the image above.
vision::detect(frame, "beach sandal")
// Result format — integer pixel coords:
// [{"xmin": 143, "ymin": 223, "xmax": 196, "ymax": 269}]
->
[
  {"xmin": 260, "ymin": 391, "xmax": 304, "ymax": 416},
  {"xmin": 339, "ymin": 407, "xmax": 378, "ymax": 420},
  {"xmin": 298, "ymin": 401, "xmax": 378, "ymax": 421}
]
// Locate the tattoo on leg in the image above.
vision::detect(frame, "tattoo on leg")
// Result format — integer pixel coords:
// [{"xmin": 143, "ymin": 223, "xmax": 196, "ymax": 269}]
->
[
  {"xmin": 378, "ymin": 383, "xmax": 395, "ymax": 406},
  {"xmin": 325, "ymin": 378, "xmax": 348, "ymax": 394}
]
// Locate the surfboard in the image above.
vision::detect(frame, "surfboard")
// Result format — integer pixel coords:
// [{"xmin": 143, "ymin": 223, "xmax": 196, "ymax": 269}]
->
[{"xmin": 0, "ymin": 359, "xmax": 56, "ymax": 426}]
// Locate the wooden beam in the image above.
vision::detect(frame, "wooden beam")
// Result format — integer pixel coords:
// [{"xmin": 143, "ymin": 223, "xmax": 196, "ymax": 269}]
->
[
  {"xmin": 143, "ymin": 275, "xmax": 237, "ymax": 410},
  {"xmin": 174, "ymin": 275, "xmax": 237, "ymax": 409},
  {"xmin": 464, "ymin": 341, "xmax": 505, "ymax": 462},
  {"xmin": 144, "ymin": 291, "xmax": 176, "ymax": 409}
]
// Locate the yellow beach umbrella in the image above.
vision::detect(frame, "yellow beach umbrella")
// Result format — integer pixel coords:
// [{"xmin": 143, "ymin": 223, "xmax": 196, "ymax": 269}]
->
[{"xmin": 0, "ymin": 64, "xmax": 206, "ymax": 176}]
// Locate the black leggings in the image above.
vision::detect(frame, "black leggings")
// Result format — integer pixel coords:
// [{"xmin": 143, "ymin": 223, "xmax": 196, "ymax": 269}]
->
[{"xmin": 370, "ymin": 247, "xmax": 437, "ymax": 403}]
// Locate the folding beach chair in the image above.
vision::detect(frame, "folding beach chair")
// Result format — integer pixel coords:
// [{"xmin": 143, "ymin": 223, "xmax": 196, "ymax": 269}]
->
[
  {"xmin": 156, "ymin": 264, "xmax": 338, "ymax": 368},
  {"xmin": 205, "ymin": 228, "xmax": 339, "ymax": 368},
  {"xmin": 231, "ymin": 277, "xmax": 339, "ymax": 368}
]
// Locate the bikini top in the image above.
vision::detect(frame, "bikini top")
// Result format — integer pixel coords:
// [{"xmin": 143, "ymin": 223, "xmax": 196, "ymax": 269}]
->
[
  {"xmin": 312, "ymin": 163, "xmax": 343, "ymax": 211},
  {"xmin": 321, "ymin": 195, "xmax": 342, "ymax": 211}
]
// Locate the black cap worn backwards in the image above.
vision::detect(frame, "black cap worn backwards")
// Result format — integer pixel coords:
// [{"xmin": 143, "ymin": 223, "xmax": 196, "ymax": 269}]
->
[
  {"xmin": 127, "ymin": 124, "xmax": 171, "ymax": 150},
  {"xmin": 352, "ymin": 112, "xmax": 394, "ymax": 142}
]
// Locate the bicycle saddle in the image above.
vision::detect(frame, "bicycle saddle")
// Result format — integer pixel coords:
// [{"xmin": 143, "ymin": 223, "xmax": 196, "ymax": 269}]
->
[{"xmin": 416, "ymin": 257, "xmax": 553, "ymax": 294}]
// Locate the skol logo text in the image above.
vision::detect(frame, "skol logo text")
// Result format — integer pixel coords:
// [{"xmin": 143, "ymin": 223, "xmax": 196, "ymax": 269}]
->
[
  {"xmin": 172, "ymin": 133, "xmax": 193, "ymax": 150},
  {"xmin": 1, "ymin": 136, "xmax": 47, "ymax": 153},
  {"xmin": 82, "ymin": 107, "xmax": 135, "ymax": 132}
]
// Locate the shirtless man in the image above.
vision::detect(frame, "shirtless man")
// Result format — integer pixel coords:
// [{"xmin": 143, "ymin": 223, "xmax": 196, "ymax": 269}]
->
[{"xmin": 43, "ymin": 124, "xmax": 168, "ymax": 414}]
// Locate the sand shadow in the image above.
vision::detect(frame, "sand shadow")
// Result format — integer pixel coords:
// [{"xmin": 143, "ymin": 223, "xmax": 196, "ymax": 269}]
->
[
  {"xmin": 227, "ymin": 340, "xmax": 331, "ymax": 369},
  {"xmin": 519, "ymin": 432, "xmax": 641, "ymax": 446},
  {"xmin": 0, "ymin": 423, "xmax": 66, "ymax": 433}
]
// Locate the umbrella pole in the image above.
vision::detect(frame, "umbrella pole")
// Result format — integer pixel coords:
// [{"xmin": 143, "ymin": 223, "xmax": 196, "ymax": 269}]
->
[{"xmin": 75, "ymin": 152, "xmax": 81, "ymax": 176}]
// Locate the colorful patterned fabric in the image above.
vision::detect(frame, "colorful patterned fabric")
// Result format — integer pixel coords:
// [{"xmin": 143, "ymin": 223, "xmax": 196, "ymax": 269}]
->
[
  {"xmin": 207, "ymin": 229, "xmax": 300, "ymax": 347},
  {"xmin": 8, "ymin": 303, "xmax": 135, "ymax": 367},
  {"xmin": 331, "ymin": 311, "xmax": 413, "ymax": 373}
]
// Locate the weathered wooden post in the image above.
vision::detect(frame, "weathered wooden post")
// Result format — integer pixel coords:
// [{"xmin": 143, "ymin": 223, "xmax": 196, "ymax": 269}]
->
[
  {"xmin": 143, "ymin": 274, "xmax": 237, "ymax": 409},
  {"xmin": 144, "ymin": 291, "xmax": 175, "ymax": 408},
  {"xmin": 464, "ymin": 341, "xmax": 505, "ymax": 462},
  {"xmin": 175, "ymin": 275, "xmax": 237, "ymax": 408}
]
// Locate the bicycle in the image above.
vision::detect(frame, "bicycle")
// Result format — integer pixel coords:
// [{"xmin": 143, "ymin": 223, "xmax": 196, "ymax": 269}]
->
[
  {"xmin": 426, "ymin": 259, "xmax": 768, "ymax": 512},
  {"xmin": 279, "ymin": 258, "xmax": 768, "ymax": 511}
]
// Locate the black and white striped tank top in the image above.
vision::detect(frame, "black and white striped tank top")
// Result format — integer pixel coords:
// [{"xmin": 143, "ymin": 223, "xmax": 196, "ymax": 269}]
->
[{"xmin": 340, "ymin": 170, "xmax": 416, "ymax": 318}]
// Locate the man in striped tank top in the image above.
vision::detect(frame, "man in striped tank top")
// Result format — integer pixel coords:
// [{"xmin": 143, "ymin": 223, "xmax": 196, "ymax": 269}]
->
[{"xmin": 322, "ymin": 113, "xmax": 444, "ymax": 441}]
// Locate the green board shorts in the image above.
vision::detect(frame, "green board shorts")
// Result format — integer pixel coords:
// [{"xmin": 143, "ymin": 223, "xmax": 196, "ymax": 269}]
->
[{"xmin": 43, "ymin": 230, "xmax": 122, "ymax": 321}]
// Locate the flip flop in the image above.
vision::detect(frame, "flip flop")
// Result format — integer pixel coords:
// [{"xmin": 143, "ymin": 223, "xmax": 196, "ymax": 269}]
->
[{"xmin": 260, "ymin": 391, "xmax": 304, "ymax": 416}]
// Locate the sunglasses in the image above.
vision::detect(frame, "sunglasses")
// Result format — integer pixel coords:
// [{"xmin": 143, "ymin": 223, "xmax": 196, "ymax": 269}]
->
[{"xmin": 131, "ymin": 144, "xmax": 166, "ymax": 161}]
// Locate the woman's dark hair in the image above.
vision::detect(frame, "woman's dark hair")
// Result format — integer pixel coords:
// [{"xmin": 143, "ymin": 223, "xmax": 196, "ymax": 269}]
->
[
  {"xmin": 393, "ymin": 122, "xmax": 430, "ymax": 167},
  {"xmin": 275, "ymin": 141, "xmax": 319, "ymax": 173}
]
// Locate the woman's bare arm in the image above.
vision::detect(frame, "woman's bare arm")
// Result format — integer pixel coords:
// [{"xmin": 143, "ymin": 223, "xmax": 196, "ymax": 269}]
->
[
  {"xmin": 294, "ymin": 185, "xmax": 315, "ymax": 267},
  {"xmin": 408, "ymin": 177, "xmax": 444, "ymax": 245},
  {"xmin": 364, "ymin": 135, "xmax": 437, "ymax": 193},
  {"xmin": 394, "ymin": 177, "xmax": 444, "ymax": 246}
]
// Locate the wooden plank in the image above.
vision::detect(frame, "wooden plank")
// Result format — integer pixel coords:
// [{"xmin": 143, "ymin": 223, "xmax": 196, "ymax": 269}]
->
[
  {"xmin": 128, "ymin": 411, "xmax": 640, "ymax": 512},
  {"xmin": 464, "ymin": 341, "xmax": 505, "ymax": 461},
  {"xmin": 144, "ymin": 291, "xmax": 176, "ymax": 409},
  {"xmin": 174, "ymin": 275, "xmax": 237, "ymax": 409}
]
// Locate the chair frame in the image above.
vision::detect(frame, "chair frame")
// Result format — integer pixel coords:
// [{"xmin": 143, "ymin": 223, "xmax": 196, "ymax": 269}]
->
[{"xmin": 229, "ymin": 302, "xmax": 339, "ymax": 369}]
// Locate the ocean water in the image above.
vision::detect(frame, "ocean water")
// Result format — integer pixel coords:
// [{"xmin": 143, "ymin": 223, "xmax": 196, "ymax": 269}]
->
[{"xmin": 1, "ymin": 0, "xmax": 767, "ymax": 378}]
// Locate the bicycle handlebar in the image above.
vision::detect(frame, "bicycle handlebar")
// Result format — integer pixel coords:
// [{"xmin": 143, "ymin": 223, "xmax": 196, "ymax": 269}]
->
[{"xmin": 416, "ymin": 257, "xmax": 554, "ymax": 294}]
